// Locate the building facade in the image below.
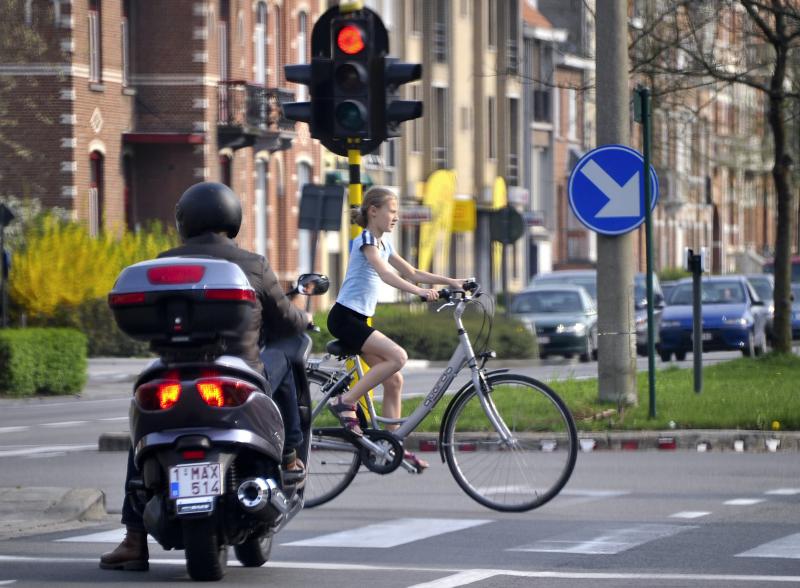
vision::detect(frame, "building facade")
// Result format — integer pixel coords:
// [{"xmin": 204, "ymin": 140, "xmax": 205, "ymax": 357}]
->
[{"xmin": 0, "ymin": 0, "xmax": 325, "ymax": 288}]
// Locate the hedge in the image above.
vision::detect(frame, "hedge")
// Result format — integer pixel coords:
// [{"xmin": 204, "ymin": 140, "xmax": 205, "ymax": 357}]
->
[
  {"xmin": 310, "ymin": 303, "xmax": 536, "ymax": 360},
  {"xmin": 0, "ymin": 328, "xmax": 87, "ymax": 397}
]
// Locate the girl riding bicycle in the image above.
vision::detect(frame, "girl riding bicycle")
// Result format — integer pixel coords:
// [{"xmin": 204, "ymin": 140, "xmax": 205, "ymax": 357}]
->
[{"xmin": 326, "ymin": 186, "xmax": 467, "ymax": 471}]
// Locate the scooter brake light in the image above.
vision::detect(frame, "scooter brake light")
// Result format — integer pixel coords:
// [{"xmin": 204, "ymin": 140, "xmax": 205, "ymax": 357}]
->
[
  {"xmin": 135, "ymin": 379, "xmax": 181, "ymax": 410},
  {"xmin": 146, "ymin": 265, "xmax": 205, "ymax": 284},
  {"xmin": 196, "ymin": 378, "xmax": 258, "ymax": 407}
]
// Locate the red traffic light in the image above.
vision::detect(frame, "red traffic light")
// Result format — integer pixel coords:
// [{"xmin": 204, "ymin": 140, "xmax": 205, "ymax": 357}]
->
[{"xmin": 337, "ymin": 24, "xmax": 365, "ymax": 55}]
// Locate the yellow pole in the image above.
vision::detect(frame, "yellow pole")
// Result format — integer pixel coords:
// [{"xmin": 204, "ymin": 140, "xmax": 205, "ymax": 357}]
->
[{"xmin": 346, "ymin": 145, "xmax": 373, "ymax": 413}]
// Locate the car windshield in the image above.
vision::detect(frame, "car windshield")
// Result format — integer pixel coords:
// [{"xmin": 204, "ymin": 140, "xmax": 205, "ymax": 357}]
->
[
  {"xmin": 670, "ymin": 281, "xmax": 746, "ymax": 305},
  {"xmin": 748, "ymin": 279, "xmax": 772, "ymax": 301},
  {"xmin": 535, "ymin": 277, "xmax": 596, "ymax": 299},
  {"xmin": 512, "ymin": 291, "xmax": 585, "ymax": 313}
]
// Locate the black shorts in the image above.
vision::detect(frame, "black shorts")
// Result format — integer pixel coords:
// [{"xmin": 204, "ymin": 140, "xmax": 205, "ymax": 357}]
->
[{"xmin": 327, "ymin": 303, "xmax": 374, "ymax": 352}]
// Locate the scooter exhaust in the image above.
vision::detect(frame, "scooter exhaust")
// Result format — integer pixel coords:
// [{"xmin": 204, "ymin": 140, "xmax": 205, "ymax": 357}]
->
[{"xmin": 236, "ymin": 477, "xmax": 289, "ymax": 515}]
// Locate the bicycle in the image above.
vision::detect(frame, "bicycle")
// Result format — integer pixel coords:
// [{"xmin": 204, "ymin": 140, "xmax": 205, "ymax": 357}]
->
[{"xmin": 304, "ymin": 282, "xmax": 578, "ymax": 513}]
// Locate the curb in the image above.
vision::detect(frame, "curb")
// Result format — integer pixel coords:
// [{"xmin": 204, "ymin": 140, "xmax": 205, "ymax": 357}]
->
[
  {"xmin": 404, "ymin": 430, "xmax": 800, "ymax": 453},
  {"xmin": 99, "ymin": 430, "xmax": 800, "ymax": 454}
]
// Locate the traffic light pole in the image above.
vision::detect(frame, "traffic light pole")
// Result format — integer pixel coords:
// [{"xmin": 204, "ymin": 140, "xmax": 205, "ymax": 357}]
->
[{"xmin": 348, "ymin": 146, "xmax": 362, "ymax": 240}]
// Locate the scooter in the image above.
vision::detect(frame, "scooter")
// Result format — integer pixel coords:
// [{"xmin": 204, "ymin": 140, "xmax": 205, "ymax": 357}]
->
[{"xmin": 109, "ymin": 256, "xmax": 328, "ymax": 581}]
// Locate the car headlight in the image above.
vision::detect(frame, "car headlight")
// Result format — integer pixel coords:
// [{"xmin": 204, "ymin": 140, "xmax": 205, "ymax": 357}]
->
[
  {"xmin": 660, "ymin": 320, "xmax": 682, "ymax": 328},
  {"xmin": 723, "ymin": 317, "xmax": 748, "ymax": 326},
  {"xmin": 556, "ymin": 323, "xmax": 586, "ymax": 335}
]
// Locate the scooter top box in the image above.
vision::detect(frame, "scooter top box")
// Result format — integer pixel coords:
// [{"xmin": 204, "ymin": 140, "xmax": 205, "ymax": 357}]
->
[{"xmin": 109, "ymin": 257, "xmax": 256, "ymax": 344}]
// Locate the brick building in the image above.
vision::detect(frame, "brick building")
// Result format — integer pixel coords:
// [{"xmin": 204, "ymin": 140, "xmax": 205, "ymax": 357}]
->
[{"xmin": 0, "ymin": 0, "xmax": 323, "ymax": 283}]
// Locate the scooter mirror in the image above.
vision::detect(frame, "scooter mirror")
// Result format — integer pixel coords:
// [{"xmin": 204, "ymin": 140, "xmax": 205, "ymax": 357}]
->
[{"xmin": 296, "ymin": 273, "xmax": 330, "ymax": 296}]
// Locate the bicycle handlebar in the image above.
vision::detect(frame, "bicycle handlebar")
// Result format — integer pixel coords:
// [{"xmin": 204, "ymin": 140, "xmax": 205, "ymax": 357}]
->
[{"xmin": 418, "ymin": 280, "xmax": 479, "ymax": 302}]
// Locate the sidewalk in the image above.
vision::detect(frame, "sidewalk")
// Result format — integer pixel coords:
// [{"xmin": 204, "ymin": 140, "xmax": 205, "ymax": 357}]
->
[{"xmin": 0, "ymin": 487, "xmax": 106, "ymax": 540}]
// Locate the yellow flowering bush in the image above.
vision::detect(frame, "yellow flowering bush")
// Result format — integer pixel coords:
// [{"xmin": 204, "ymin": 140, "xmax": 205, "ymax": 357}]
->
[{"xmin": 10, "ymin": 215, "xmax": 177, "ymax": 317}]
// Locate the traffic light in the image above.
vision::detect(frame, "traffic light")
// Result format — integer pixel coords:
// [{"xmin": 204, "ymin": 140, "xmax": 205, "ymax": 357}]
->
[
  {"xmin": 282, "ymin": 5, "xmax": 421, "ymax": 156},
  {"xmin": 381, "ymin": 58, "xmax": 422, "ymax": 138}
]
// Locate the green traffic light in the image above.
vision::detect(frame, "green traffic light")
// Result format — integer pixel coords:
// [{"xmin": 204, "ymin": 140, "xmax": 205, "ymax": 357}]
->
[{"xmin": 335, "ymin": 100, "xmax": 367, "ymax": 131}]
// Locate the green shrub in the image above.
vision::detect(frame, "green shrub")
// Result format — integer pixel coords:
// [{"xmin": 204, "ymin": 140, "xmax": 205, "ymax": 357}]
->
[
  {"xmin": 310, "ymin": 303, "xmax": 535, "ymax": 360},
  {"xmin": 0, "ymin": 328, "xmax": 87, "ymax": 396}
]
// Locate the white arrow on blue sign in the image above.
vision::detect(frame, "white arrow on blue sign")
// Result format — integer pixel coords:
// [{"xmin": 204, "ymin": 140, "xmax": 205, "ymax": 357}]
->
[{"xmin": 568, "ymin": 144, "xmax": 658, "ymax": 236}]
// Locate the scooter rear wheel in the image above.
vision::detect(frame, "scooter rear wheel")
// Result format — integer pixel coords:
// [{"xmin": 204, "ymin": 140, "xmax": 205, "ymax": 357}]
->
[
  {"xmin": 183, "ymin": 518, "xmax": 227, "ymax": 581},
  {"xmin": 234, "ymin": 532, "xmax": 273, "ymax": 567}
]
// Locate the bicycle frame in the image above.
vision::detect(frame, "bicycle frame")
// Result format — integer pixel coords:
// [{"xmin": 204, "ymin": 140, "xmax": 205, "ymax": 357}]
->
[{"xmin": 310, "ymin": 291, "xmax": 515, "ymax": 445}]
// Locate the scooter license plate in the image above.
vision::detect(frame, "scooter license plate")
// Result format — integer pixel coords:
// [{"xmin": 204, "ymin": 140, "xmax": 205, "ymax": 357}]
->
[{"xmin": 169, "ymin": 463, "xmax": 223, "ymax": 499}]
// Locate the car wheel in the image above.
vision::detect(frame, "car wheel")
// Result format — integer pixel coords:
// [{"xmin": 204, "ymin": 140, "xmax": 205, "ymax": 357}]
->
[
  {"xmin": 659, "ymin": 351, "xmax": 671, "ymax": 362},
  {"xmin": 539, "ymin": 352, "xmax": 548, "ymax": 360},
  {"xmin": 742, "ymin": 331, "xmax": 755, "ymax": 357},
  {"xmin": 675, "ymin": 350, "xmax": 687, "ymax": 361}
]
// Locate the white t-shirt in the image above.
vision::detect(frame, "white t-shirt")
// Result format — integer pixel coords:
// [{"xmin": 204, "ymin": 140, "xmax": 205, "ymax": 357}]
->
[{"xmin": 336, "ymin": 229, "xmax": 394, "ymax": 317}]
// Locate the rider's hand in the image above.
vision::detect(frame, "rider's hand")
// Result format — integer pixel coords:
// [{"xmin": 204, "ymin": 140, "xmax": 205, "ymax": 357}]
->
[{"xmin": 418, "ymin": 288, "xmax": 439, "ymax": 301}]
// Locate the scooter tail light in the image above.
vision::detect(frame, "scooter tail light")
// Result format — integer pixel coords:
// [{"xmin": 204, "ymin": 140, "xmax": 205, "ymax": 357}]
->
[
  {"xmin": 135, "ymin": 380, "xmax": 181, "ymax": 410},
  {"xmin": 196, "ymin": 378, "xmax": 258, "ymax": 407}
]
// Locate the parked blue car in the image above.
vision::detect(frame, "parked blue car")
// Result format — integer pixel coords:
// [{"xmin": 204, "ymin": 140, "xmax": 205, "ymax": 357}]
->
[
  {"xmin": 658, "ymin": 275, "xmax": 769, "ymax": 361},
  {"xmin": 792, "ymin": 283, "xmax": 800, "ymax": 339}
]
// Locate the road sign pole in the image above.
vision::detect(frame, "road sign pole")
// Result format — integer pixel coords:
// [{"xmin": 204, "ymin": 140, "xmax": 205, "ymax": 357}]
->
[
  {"xmin": 595, "ymin": 0, "xmax": 637, "ymax": 405},
  {"xmin": 636, "ymin": 86, "xmax": 657, "ymax": 418}
]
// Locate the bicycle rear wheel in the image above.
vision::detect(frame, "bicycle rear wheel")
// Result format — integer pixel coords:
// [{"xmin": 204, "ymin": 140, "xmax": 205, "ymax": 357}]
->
[
  {"xmin": 442, "ymin": 373, "xmax": 577, "ymax": 512},
  {"xmin": 304, "ymin": 370, "xmax": 361, "ymax": 508}
]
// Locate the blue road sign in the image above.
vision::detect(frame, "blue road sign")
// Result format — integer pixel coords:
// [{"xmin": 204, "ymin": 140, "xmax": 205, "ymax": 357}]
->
[{"xmin": 568, "ymin": 144, "xmax": 658, "ymax": 236}]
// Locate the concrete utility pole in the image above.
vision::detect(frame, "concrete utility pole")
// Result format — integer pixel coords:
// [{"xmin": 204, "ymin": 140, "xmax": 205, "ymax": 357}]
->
[{"xmin": 595, "ymin": 0, "xmax": 637, "ymax": 404}]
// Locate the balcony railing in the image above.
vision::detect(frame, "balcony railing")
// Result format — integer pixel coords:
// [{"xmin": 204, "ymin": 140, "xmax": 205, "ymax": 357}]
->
[{"xmin": 217, "ymin": 81, "xmax": 295, "ymax": 150}]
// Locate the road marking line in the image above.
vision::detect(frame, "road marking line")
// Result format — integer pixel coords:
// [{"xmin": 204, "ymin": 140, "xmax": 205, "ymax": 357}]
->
[
  {"xmin": 0, "ymin": 427, "xmax": 28, "ymax": 434},
  {"xmin": 282, "ymin": 518, "xmax": 492, "ymax": 548},
  {"xmin": 670, "ymin": 511, "xmax": 711, "ymax": 519},
  {"xmin": 765, "ymin": 488, "xmax": 800, "ymax": 496},
  {"xmin": 0, "ymin": 444, "xmax": 96, "ymax": 458},
  {"xmin": 724, "ymin": 498, "xmax": 765, "ymax": 506},
  {"xmin": 98, "ymin": 417, "xmax": 128, "ymax": 422},
  {"xmin": 0, "ymin": 581, "xmax": 17, "ymax": 585},
  {"xmin": 737, "ymin": 532, "xmax": 800, "ymax": 559},
  {"xmin": 409, "ymin": 569, "xmax": 800, "ymax": 586},
  {"xmin": 509, "ymin": 524, "xmax": 695, "ymax": 555},
  {"xmin": 2, "ymin": 555, "xmax": 800, "ymax": 584},
  {"xmin": 41, "ymin": 421, "xmax": 88, "ymax": 428}
]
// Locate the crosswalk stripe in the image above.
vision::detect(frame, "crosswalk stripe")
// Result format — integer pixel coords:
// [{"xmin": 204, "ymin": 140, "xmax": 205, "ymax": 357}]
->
[
  {"xmin": 282, "ymin": 518, "xmax": 492, "ymax": 548},
  {"xmin": 509, "ymin": 524, "xmax": 696, "ymax": 555},
  {"xmin": 724, "ymin": 498, "xmax": 765, "ymax": 506},
  {"xmin": 737, "ymin": 532, "xmax": 800, "ymax": 559},
  {"xmin": 765, "ymin": 488, "xmax": 800, "ymax": 496},
  {"xmin": 670, "ymin": 511, "xmax": 710, "ymax": 519}
]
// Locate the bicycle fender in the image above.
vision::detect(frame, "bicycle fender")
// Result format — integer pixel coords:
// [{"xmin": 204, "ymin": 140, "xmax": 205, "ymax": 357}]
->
[{"xmin": 436, "ymin": 369, "xmax": 510, "ymax": 462}]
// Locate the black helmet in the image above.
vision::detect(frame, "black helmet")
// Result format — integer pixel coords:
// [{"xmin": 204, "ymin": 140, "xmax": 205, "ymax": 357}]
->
[{"xmin": 175, "ymin": 182, "xmax": 242, "ymax": 239}]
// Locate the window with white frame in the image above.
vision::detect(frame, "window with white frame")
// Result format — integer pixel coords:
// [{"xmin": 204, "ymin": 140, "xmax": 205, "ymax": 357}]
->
[
  {"xmin": 297, "ymin": 12, "xmax": 308, "ymax": 100},
  {"xmin": 567, "ymin": 87, "xmax": 577, "ymax": 140},
  {"xmin": 255, "ymin": 158, "xmax": 268, "ymax": 256},
  {"xmin": 218, "ymin": 0, "xmax": 229, "ymax": 81},
  {"xmin": 297, "ymin": 162, "xmax": 313, "ymax": 273},
  {"xmin": 121, "ymin": 0, "xmax": 131, "ymax": 86},
  {"xmin": 272, "ymin": 6, "xmax": 281, "ymax": 85},
  {"xmin": 88, "ymin": 0, "xmax": 102, "ymax": 83},
  {"xmin": 89, "ymin": 151, "xmax": 104, "ymax": 236},
  {"xmin": 255, "ymin": 2, "xmax": 267, "ymax": 85}
]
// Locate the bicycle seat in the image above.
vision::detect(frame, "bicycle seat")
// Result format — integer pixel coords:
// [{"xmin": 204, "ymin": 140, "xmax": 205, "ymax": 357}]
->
[{"xmin": 326, "ymin": 339, "xmax": 360, "ymax": 358}]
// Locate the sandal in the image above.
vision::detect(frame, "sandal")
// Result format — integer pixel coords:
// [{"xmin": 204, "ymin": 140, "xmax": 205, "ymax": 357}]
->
[
  {"xmin": 403, "ymin": 450, "xmax": 429, "ymax": 473},
  {"xmin": 329, "ymin": 397, "xmax": 363, "ymax": 436}
]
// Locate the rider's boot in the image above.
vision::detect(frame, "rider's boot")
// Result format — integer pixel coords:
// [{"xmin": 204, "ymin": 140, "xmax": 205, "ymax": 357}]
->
[
  {"xmin": 99, "ymin": 527, "xmax": 149, "ymax": 571},
  {"xmin": 282, "ymin": 448, "xmax": 306, "ymax": 491}
]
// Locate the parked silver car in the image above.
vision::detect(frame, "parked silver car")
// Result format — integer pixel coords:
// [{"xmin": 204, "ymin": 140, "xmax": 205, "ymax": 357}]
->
[{"xmin": 528, "ymin": 269, "xmax": 664, "ymax": 356}]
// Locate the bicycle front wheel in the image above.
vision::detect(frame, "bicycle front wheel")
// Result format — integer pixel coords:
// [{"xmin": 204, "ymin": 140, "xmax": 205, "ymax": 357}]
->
[
  {"xmin": 442, "ymin": 373, "xmax": 577, "ymax": 512},
  {"xmin": 304, "ymin": 370, "xmax": 361, "ymax": 508}
]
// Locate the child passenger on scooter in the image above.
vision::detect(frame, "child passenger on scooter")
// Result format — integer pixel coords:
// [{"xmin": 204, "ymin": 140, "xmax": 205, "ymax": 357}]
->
[{"xmin": 326, "ymin": 186, "xmax": 468, "ymax": 471}]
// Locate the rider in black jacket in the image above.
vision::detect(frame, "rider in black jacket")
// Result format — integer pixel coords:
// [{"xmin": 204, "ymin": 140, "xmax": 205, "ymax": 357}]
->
[{"xmin": 100, "ymin": 182, "xmax": 309, "ymax": 571}]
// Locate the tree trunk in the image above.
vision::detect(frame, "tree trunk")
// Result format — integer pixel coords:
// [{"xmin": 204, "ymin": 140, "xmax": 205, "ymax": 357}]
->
[{"xmin": 767, "ymin": 46, "xmax": 796, "ymax": 354}]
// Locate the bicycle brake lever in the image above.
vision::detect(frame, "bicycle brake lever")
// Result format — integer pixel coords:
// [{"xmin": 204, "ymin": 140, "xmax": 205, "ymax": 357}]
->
[{"xmin": 436, "ymin": 301, "xmax": 455, "ymax": 313}]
